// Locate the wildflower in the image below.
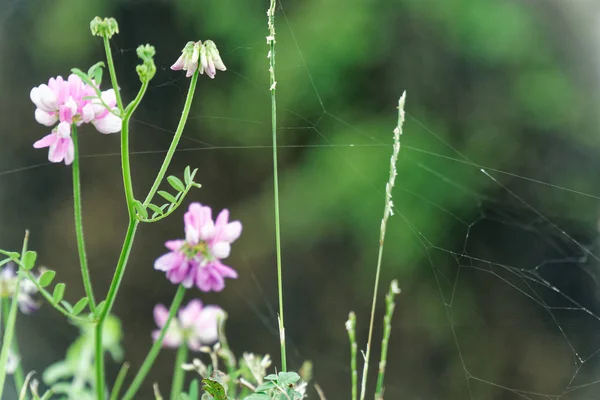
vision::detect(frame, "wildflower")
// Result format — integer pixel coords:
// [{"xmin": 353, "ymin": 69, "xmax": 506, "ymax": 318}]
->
[
  {"xmin": 152, "ymin": 300, "xmax": 224, "ymax": 350},
  {"xmin": 30, "ymin": 74, "xmax": 121, "ymax": 164},
  {"xmin": 6, "ymin": 348, "xmax": 20, "ymax": 375},
  {"xmin": 0, "ymin": 263, "xmax": 39, "ymax": 314},
  {"xmin": 154, "ymin": 203, "xmax": 241, "ymax": 292},
  {"xmin": 171, "ymin": 40, "xmax": 226, "ymax": 79}
]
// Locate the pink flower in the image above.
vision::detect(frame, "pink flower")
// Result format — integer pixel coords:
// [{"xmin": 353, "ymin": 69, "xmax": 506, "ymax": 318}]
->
[
  {"xmin": 152, "ymin": 300, "xmax": 225, "ymax": 350},
  {"xmin": 30, "ymin": 73, "xmax": 122, "ymax": 164},
  {"xmin": 33, "ymin": 122, "xmax": 74, "ymax": 165},
  {"xmin": 154, "ymin": 203, "xmax": 242, "ymax": 292},
  {"xmin": 171, "ymin": 40, "xmax": 226, "ymax": 79}
]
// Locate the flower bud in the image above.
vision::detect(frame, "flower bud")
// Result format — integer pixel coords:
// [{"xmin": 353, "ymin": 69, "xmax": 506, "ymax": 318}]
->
[
  {"xmin": 136, "ymin": 44, "xmax": 157, "ymax": 82},
  {"xmin": 90, "ymin": 17, "xmax": 119, "ymax": 39}
]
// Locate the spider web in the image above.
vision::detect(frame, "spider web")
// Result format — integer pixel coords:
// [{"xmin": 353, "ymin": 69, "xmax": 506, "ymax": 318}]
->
[{"xmin": 1, "ymin": 1, "xmax": 600, "ymax": 399}]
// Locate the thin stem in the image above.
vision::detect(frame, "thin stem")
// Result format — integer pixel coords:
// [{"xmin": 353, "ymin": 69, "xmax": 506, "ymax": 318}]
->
[
  {"xmin": 96, "ymin": 218, "xmax": 138, "ymax": 400},
  {"xmin": 124, "ymin": 81, "xmax": 148, "ymax": 118},
  {"xmin": 170, "ymin": 343, "xmax": 188, "ymax": 400},
  {"xmin": 103, "ymin": 36, "xmax": 124, "ymax": 112},
  {"xmin": 0, "ymin": 231, "xmax": 29, "ymax": 400},
  {"xmin": 267, "ymin": 0, "xmax": 287, "ymax": 372},
  {"xmin": 109, "ymin": 362, "xmax": 130, "ymax": 400},
  {"xmin": 71, "ymin": 125, "xmax": 96, "ymax": 312},
  {"xmin": 346, "ymin": 312, "xmax": 358, "ymax": 400},
  {"xmin": 359, "ymin": 93, "xmax": 406, "ymax": 400},
  {"xmin": 375, "ymin": 281, "xmax": 401, "ymax": 399},
  {"xmin": 2, "ymin": 300, "xmax": 24, "ymax": 393},
  {"xmin": 122, "ymin": 285, "xmax": 186, "ymax": 400},
  {"xmin": 142, "ymin": 70, "xmax": 199, "ymax": 207}
]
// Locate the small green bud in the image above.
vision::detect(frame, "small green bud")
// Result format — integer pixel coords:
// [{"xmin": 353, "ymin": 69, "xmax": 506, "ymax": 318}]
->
[
  {"xmin": 136, "ymin": 44, "xmax": 156, "ymax": 83},
  {"xmin": 90, "ymin": 17, "xmax": 119, "ymax": 39}
]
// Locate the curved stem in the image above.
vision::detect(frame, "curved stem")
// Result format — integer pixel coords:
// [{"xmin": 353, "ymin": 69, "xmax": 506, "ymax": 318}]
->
[
  {"xmin": 103, "ymin": 36, "xmax": 124, "ymax": 112},
  {"xmin": 142, "ymin": 70, "xmax": 199, "ymax": 207},
  {"xmin": 71, "ymin": 125, "xmax": 96, "ymax": 312},
  {"xmin": 170, "ymin": 343, "xmax": 188, "ymax": 400},
  {"xmin": 267, "ymin": 0, "xmax": 287, "ymax": 372},
  {"xmin": 2, "ymin": 300, "xmax": 24, "ymax": 393},
  {"xmin": 122, "ymin": 285, "xmax": 186, "ymax": 400},
  {"xmin": 0, "ymin": 231, "xmax": 28, "ymax": 399}
]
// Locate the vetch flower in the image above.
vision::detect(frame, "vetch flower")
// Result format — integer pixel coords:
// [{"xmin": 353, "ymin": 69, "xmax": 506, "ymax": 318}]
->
[
  {"xmin": 171, "ymin": 41, "xmax": 201, "ymax": 78},
  {"xmin": 30, "ymin": 73, "xmax": 122, "ymax": 164},
  {"xmin": 152, "ymin": 300, "xmax": 225, "ymax": 350},
  {"xmin": 0, "ymin": 263, "xmax": 40, "ymax": 314},
  {"xmin": 200, "ymin": 40, "xmax": 226, "ymax": 79},
  {"xmin": 154, "ymin": 203, "xmax": 242, "ymax": 292},
  {"xmin": 171, "ymin": 40, "xmax": 226, "ymax": 79}
]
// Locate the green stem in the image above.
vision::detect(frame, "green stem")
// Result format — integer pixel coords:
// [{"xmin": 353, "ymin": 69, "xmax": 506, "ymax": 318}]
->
[
  {"xmin": 2, "ymin": 301, "xmax": 24, "ymax": 393},
  {"xmin": 346, "ymin": 312, "xmax": 357, "ymax": 400},
  {"xmin": 122, "ymin": 285, "xmax": 186, "ymax": 400},
  {"xmin": 71, "ymin": 125, "xmax": 96, "ymax": 312},
  {"xmin": 125, "ymin": 81, "xmax": 148, "ymax": 118},
  {"xmin": 96, "ymin": 218, "xmax": 138, "ymax": 400},
  {"xmin": 267, "ymin": 0, "xmax": 286, "ymax": 372},
  {"xmin": 109, "ymin": 362, "xmax": 130, "ymax": 400},
  {"xmin": 375, "ymin": 281, "xmax": 400, "ymax": 398},
  {"xmin": 142, "ymin": 70, "xmax": 199, "ymax": 207},
  {"xmin": 170, "ymin": 343, "xmax": 189, "ymax": 400},
  {"xmin": 103, "ymin": 36, "xmax": 124, "ymax": 113},
  {"xmin": 0, "ymin": 231, "xmax": 29, "ymax": 399}
]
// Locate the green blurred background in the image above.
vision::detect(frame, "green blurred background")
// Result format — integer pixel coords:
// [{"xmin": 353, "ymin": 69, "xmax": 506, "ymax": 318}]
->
[{"xmin": 1, "ymin": 0, "xmax": 600, "ymax": 398}]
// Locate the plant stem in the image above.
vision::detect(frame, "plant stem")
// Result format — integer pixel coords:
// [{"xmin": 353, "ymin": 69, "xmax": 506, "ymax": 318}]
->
[
  {"xmin": 0, "ymin": 231, "xmax": 28, "ymax": 400},
  {"xmin": 346, "ymin": 312, "xmax": 358, "ymax": 400},
  {"xmin": 267, "ymin": 0, "xmax": 287, "ymax": 373},
  {"xmin": 375, "ymin": 281, "xmax": 400, "ymax": 399},
  {"xmin": 170, "ymin": 343, "xmax": 188, "ymax": 400},
  {"xmin": 71, "ymin": 125, "xmax": 96, "ymax": 312},
  {"xmin": 95, "ymin": 218, "xmax": 138, "ymax": 400},
  {"xmin": 359, "ymin": 93, "xmax": 406, "ymax": 400},
  {"xmin": 142, "ymin": 70, "xmax": 199, "ymax": 207},
  {"xmin": 2, "ymin": 300, "xmax": 24, "ymax": 393},
  {"xmin": 103, "ymin": 36, "xmax": 124, "ymax": 113},
  {"xmin": 109, "ymin": 362, "xmax": 130, "ymax": 400},
  {"xmin": 122, "ymin": 285, "xmax": 186, "ymax": 400}
]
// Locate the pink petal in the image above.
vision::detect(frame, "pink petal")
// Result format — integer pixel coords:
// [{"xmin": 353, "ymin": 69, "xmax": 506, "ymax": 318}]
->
[
  {"xmin": 154, "ymin": 252, "xmax": 183, "ymax": 272},
  {"xmin": 153, "ymin": 304, "xmax": 169, "ymax": 327},
  {"xmin": 81, "ymin": 104, "xmax": 95, "ymax": 123},
  {"xmin": 33, "ymin": 133, "xmax": 56, "ymax": 149},
  {"xmin": 178, "ymin": 299, "xmax": 203, "ymax": 329},
  {"xmin": 165, "ymin": 240, "xmax": 185, "ymax": 252},
  {"xmin": 34, "ymin": 109, "xmax": 58, "ymax": 126},
  {"xmin": 220, "ymin": 221, "xmax": 242, "ymax": 243},
  {"xmin": 93, "ymin": 111, "xmax": 121, "ymax": 134},
  {"xmin": 194, "ymin": 305, "xmax": 224, "ymax": 344},
  {"xmin": 166, "ymin": 260, "xmax": 192, "ymax": 284},
  {"xmin": 63, "ymin": 139, "xmax": 75, "ymax": 165},
  {"xmin": 212, "ymin": 242, "xmax": 231, "ymax": 259},
  {"xmin": 48, "ymin": 138, "xmax": 69, "ymax": 163},
  {"xmin": 213, "ymin": 261, "xmax": 238, "ymax": 278},
  {"xmin": 171, "ymin": 54, "xmax": 185, "ymax": 70}
]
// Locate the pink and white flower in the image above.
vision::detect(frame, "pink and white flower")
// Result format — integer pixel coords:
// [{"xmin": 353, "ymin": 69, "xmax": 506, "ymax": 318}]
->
[
  {"xmin": 30, "ymin": 73, "xmax": 122, "ymax": 165},
  {"xmin": 171, "ymin": 40, "xmax": 226, "ymax": 79},
  {"xmin": 0, "ymin": 263, "xmax": 40, "ymax": 314},
  {"xmin": 154, "ymin": 203, "xmax": 242, "ymax": 292},
  {"xmin": 152, "ymin": 300, "xmax": 225, "ymax": 350}
]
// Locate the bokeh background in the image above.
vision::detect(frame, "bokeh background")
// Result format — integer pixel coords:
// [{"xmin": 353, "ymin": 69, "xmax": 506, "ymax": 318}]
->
[{"xmin": 2, "ymin": 0, "xmax": 600, "ymax": 398}]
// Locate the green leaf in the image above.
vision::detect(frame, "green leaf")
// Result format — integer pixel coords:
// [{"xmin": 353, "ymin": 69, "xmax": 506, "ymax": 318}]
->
[
  {"xmin": 133, "ymin": 200, "xmax": 148, "ymax": 219},
  {"xmin": 184, "ymin": 166, "xmax": 192, "ymax": 185},
  {"xmin": 38, "ymin": 270, "xmax": 56, "ymax": 288},
  {"xmin": 201, "ymin": 379, "xmax": 227, "ymax": 400},
  {"xmin": 255, "ymin": 382, "xmax": 275, "ymax": 392},
  {"xmin": 52, "ymin": 283, "xmax": 66, "ymax": 304},
  {"xmin": 277, "ymin": 372, "xmax": 300, "ymax": 386},
  {"xmin": 72, "ymin": 297, "xmax": 89, "ymax": 316},
  {"xmin": 60, "ymin": 300, "xmax": 74, "ymax": 314},
  {"xmin": 87, "ymin": 61, "xmax": 105, "ymax": 85},
  {"xmin": 148, "ymin": 203, "xmax": 164, "ymax": 216},
  {"xmin": 188, "ymin": 379, "xmax": 199, "ymax": 400},
  {"xmin": 264, "ymin": 374, "xmax": 278, "ymax": 381},
  {"xmin": 22, "ymin": 251, "xmax": 37, "ymax": 270},
  {"xmin": 167, "ymin": 175, "xmax": 185, "ymax": 192},
  {"xmin": 243, "ymin": 394, "xmax": 270, "ymax": 400},
  {"xmin": 95, "ymin": 300, "xmax": 106, "ymax": 318},
  {"xmin": 158, "ymin": 190, "xmax": 177, "ymax": 203}
]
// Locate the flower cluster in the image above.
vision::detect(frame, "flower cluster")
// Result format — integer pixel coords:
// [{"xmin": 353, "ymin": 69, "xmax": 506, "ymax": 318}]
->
[
  {"xmin": 0, "ymin": 264, "xmax": 39, "ymax": 314},
  {"xmin": 154, "ymin": 203, "xmax": 241, "ymax": 292},
  {"xmin": 171, "ymin": 40, "xmax": 226, "ymax": 79},
  {"xmin": 30, "ymin": 74, "xmax": 121, "ymax": 165},
  {"xmin": 153, "ymin": 300, "xmax": 224, "ymax": 350}
]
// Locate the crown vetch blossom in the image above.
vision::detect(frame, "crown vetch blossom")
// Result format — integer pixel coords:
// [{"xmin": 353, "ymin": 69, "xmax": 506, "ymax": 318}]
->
[
  {"xmin": 0, "ymin": 264, "xmax": 40, "ymax": 314},
  {"xmin": 154, "ymin": 203, "xmax": 242, "ymax": 292},
  {"xmin": 30, "ymin": 74, "xmax": 122, "ymax": 165},
  {"xmin": 152, "ymin": 300, "xmax": 224, "ymax": 350},
  {"xmin": 171, "ymin": 40, "xmax": 226, "ymax": 79}
]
